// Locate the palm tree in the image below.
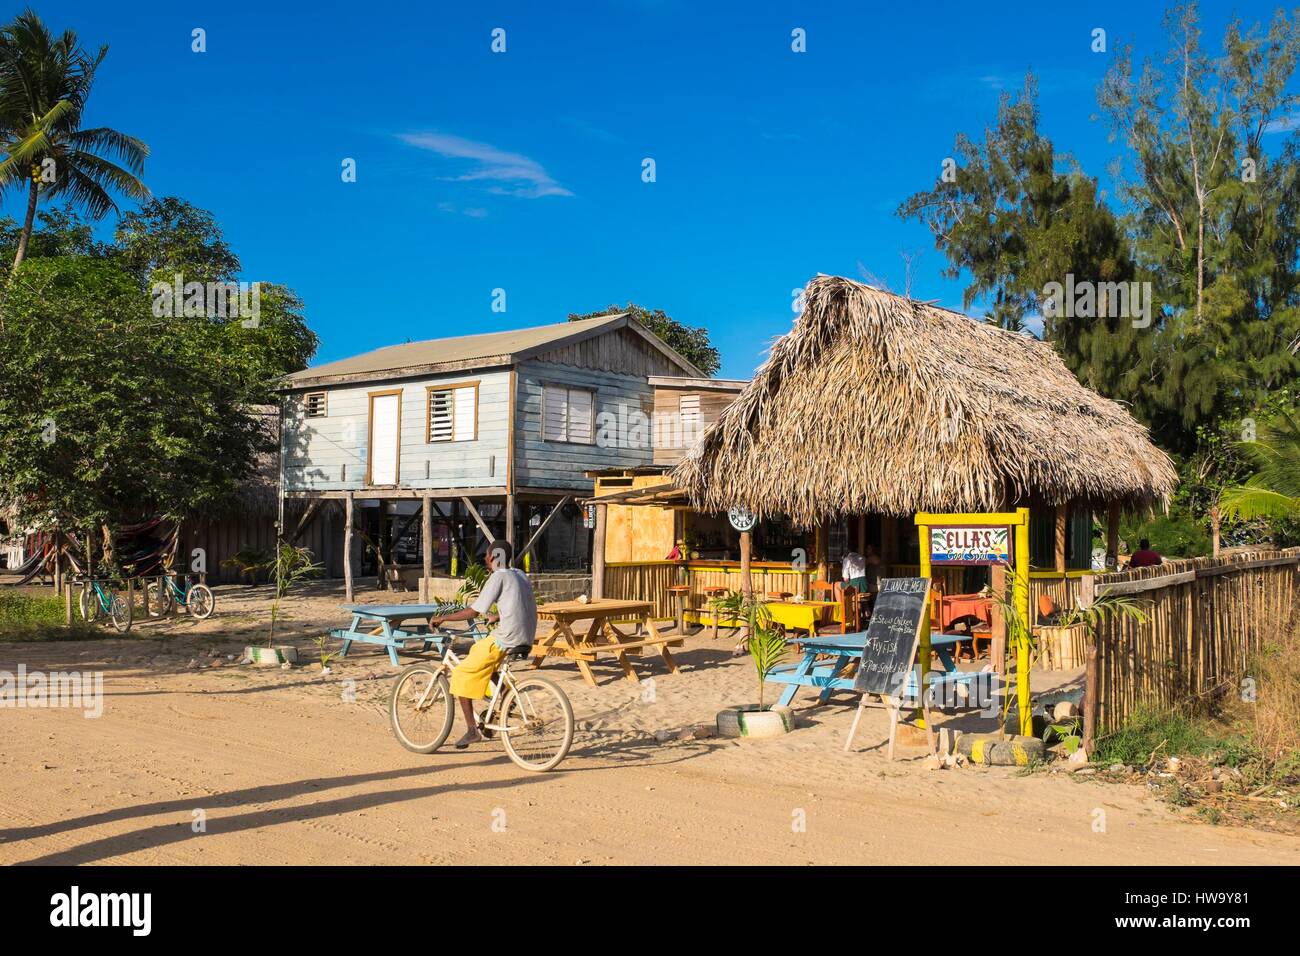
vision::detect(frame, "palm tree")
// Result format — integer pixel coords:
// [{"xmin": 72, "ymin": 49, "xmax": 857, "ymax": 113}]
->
[
  {"xmin": 1220, "ymin": 410, "xmax": 1300, "ymax": 522},
  {"xmin": 0, "ymin": 9, "xmax": 148, "ymax": 271}
]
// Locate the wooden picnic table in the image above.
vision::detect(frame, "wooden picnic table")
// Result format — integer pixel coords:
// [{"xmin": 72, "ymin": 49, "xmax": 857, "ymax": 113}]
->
[
  {"xmin": 533, "ymin": 599, "xmax": 682, "ymax": 687},
  {"xmin": 329, "ymin": 604, "xmax": 455, "ymax": 666}
]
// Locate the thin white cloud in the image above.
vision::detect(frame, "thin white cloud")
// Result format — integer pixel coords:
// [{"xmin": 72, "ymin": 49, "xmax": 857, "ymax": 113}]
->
[
  {"xmin": 399, "ymin": 132, "xmax": 573, "ymax": 198},
  {"xmin": 1264, "ymin": 113, "xmax": 1300, "ymax": 134}
]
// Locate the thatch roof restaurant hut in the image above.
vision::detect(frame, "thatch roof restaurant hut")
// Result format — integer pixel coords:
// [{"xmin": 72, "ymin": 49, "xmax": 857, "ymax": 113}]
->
[
  {"xmin": 674, "ymin": 275, "xmax": 1176, "ymax": 524},
  {"xmin": 590, "ymin": 275, "xmax": 1176, "ymax": 620}
]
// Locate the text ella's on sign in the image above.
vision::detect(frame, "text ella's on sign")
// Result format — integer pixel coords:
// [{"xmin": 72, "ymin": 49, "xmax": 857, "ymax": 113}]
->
[{"xmin": 929, "ymin": 525, "xmax": 1011, "ymax": 565}]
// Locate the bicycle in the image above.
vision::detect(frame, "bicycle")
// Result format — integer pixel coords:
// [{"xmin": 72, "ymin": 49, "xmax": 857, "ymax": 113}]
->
[
  {"xmin": 78, "ymin": 577, "xmax": 133, "ymax": 633},
  {"xmin": 389, "ymin": 625, "xmax": 575, "ymax": 772},
  {"xmin": 145, "ymin": 573, "xmax": 215, "ymax": 620}
]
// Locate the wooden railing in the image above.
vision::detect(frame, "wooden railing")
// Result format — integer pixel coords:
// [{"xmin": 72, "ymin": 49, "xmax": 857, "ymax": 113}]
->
[
  {"xmin": 605, "ymin": 561, "xmax": 1094, "ymax": 620},
  {"xmin": 1084, "ymin": 549, "xmax": 1300, "ymax": 737},
  {"xmin": 602, "ymin": 560, "xmax": 814, "ymax": 618}
]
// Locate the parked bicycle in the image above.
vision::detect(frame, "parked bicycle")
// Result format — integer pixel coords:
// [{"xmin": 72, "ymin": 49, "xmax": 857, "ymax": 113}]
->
[
  {"xmin": 78, "ymin": 577, "xmax": 132, "ymax": 633},
  {"xmin": 389, "ymin": 624, "xmax": 574, "ymax": 772},
  {"xmin": 145, "ymin": 573, "xmax": 215, "ymax": 620}
]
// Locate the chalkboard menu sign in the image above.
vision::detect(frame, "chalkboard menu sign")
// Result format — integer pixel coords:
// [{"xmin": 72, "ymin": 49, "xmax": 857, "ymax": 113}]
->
[{"xmin": 852, "ymin": 577, "xmax": 929, "ymax": 697}]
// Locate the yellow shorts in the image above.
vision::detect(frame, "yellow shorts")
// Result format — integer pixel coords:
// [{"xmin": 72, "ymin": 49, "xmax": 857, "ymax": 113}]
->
[{"xmin": 449, "ymin": 638, "xmax": 506, "ymax": 700}]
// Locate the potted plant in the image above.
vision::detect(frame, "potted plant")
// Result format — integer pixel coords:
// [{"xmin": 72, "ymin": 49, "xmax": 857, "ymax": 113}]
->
[
  {"xmin": 244, "ymin": 543, "xmax": 323, "ymax": 665},
  {"xmin": 710, "ymin": 591, "xmax": 796, "ymax": 738}
]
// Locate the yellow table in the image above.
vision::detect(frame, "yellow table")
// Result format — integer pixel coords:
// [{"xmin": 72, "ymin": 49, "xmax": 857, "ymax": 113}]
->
[{"xmin": 765, "ymin": 599, "xmax": 841, "ymax": 636}]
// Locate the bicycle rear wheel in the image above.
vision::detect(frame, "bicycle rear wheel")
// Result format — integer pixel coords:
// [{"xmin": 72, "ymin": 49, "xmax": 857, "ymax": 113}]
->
[
  {"xmin": 187, "ymin": 584, "xmax": 215, "ymax": 620},
  {"xmin": 109, "ymin": 592, "xmax": 133, "ymax": 633},
  {"xmin": 389, "ymin": 665, "xmax": 454, "ymax": 754},
  {"xmin": 500, "ymin": 675, "xmax": 574, "ymax": 772}
]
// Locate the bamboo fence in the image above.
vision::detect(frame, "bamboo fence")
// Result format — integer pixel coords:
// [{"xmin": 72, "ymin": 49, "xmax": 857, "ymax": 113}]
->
[{"xmin": 1085, "ymin": 548, "xmax": 1300, "ymax": 736}]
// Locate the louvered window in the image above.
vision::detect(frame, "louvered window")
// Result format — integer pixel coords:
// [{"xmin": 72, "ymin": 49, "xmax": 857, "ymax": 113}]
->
[
  {"xmin": 304, "ymin": 392, "xmax": 327, "ymax": 418},
  {"xmin": 543, "ymin": 385, "xmax": 595, "ymax": 444},
  {"xmin": 427, "ymin": 383, "xmax": 478, "ymax": 442}
]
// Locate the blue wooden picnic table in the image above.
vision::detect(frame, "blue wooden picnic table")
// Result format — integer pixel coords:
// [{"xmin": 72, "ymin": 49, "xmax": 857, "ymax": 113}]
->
[
  {"xmin": 329, "ymin": 604, "xmax": 475, "ymax": 667},
  {"xmin": 766, "ymin": 631, "xmax": 996, "ymax": 707}
]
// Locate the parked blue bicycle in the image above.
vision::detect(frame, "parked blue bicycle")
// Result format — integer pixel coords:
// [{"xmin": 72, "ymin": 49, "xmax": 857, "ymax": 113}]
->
[
  {"xmin": 145, "ymin": 574, "xmax": 215, "ymax": 620},
  {"xmin": 78, "ymin": 577, "xmax": 133, "ymax": 632}
]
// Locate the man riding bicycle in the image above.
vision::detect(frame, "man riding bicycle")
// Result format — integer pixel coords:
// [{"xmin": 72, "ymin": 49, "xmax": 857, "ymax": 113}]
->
[{"xmin": 426, "ymin": 539, "xmax": 537, "ymax": 749}]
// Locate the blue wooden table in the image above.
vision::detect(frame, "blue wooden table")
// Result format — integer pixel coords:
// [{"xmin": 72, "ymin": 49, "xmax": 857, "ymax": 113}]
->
[
  {"xmin": 329, "ymin": 604, "xmax": 466, "ymax": 667},
  {"xmin": 766, "ymin": 631, "xmax": 995, "ymax": 707}
]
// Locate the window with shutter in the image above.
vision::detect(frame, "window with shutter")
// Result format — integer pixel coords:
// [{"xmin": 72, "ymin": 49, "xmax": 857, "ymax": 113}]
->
[
  {"xmin": 304, "ymin": 392, "xmax": 327, "ymax": 418},
  {"xmin": 542, "ymin": 384, "xmax": 595, "ymax": 444},
  {"xmin": 426, "ymin": 382, "xmax": 478, "ymax": 442},
  {"xmin": 568, "ymin": 388, "xmax": 593, "ymax": 444},
  {"xmin": 543, "ymin": 384, "xmax": 568, "ymax": 442},
  {"xmin": 678, "ymin": 393, "xmax": 701, "ymax": 444}
]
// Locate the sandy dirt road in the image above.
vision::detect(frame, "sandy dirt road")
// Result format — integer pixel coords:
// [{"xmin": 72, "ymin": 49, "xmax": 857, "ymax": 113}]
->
[{"xmin": 2, "ymin": 582, "xmax": 1296, "ymax": 866}]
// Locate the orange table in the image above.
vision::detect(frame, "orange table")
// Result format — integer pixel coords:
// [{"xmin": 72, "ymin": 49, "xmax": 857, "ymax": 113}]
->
[{"xmin": 939, "ymin": 593, "xmax": 992, "ymax": 631}]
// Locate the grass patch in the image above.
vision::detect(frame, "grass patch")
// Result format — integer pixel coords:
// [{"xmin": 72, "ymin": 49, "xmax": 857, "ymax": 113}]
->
[
  {"xmin": 1095, "ymin": 706, "xmax": 1298, "ymax": 835},
  {"xmin": 1095, "ymin": 708, "xmax": 1250, "ymax": 767},
  {"xmin": 0, "ymin": 591, "xmax": 103, "ymax": 642}
]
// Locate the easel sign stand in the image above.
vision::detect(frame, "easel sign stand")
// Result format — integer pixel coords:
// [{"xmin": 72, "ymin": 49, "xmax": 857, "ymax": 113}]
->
[
  {"xmin": 843, "ymin": 577, "xmax": 936, "ymax": 760},
  {"xmin": 915, "ymin": 508, "xmax": 1032, "ymax": 737}
]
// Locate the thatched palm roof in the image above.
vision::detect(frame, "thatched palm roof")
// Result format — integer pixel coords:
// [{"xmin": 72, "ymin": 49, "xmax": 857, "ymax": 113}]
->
[{"xmin": 673, "ymin": 275, "xmax": 1177, "ymax": 525}]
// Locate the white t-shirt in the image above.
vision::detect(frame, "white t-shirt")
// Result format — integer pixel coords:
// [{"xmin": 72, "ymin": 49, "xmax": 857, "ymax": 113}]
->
[
  {"xmin": 472, "ymin": 568, "xmax": 538, "ymax": 649},
  {"xmin": 842, "ymin": 552, "xmax": 866, "ymax": 581}
]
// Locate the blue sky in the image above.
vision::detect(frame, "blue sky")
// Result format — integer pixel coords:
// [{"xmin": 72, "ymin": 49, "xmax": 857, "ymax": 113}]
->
[{"xmin": 10, "ymin": 1, "xmax": 1293, "ymax": 378}]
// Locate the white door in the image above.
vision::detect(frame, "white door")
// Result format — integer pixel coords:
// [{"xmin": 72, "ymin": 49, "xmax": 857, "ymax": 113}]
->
[{"xmin": 369, "ymin": 392, "xmax": 401, "ymax": 485}]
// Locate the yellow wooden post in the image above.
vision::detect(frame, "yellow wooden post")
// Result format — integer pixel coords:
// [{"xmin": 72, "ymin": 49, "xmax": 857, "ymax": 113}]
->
[
  {"xmin": 1013, "ymin": 506, "xmax": 1032, "ymax": 736},
  {"xmin": 917, "ymin": 521, "xmax": 932, "ymax": 709},
  {"xmin": 913, "ymin": 509, "xmax": 1033, "ymax": 735}
]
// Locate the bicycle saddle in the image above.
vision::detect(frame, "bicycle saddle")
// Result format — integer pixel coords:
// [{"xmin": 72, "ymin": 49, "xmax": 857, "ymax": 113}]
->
[{"xmin": 506, "ymin": 644, "xmax": 533, "ymax": 661}]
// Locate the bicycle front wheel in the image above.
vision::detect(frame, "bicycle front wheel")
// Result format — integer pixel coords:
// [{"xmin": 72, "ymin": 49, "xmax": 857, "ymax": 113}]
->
[
  {"xmin": 389, "ymin": 665, "xmax": 454, "ymax": 754},
  {"xmin": 500, "ymin": 675, "xmax": 574, "ymax": 772},
  {"xmin": 79, "ymin": 583, "xmax": 99, "ymax": 623},
  {"xmin": 187, "ymin": 584, "xmax": 215, "ymax": 620},
  {"xmin": 109, "ymin": 592, "xmax": 133, "ymax": 633}
]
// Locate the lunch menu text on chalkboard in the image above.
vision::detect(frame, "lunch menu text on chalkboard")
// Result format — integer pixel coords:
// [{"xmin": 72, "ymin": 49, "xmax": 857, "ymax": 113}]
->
[{"xmin": 851, "ymin": 577, "xmax": 929, "ymax": 697}]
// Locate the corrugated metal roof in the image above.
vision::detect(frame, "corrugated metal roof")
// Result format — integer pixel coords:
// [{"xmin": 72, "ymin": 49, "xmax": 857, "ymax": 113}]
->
[{"xmin": 284, "ymin": 314, "xmax": 630, "ymax": 385}]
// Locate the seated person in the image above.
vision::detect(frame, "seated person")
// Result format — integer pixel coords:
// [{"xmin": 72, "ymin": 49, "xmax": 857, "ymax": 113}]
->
[
  {"xmin": 427, "ymin": 539, "xmax": 537, "ymax": 749},
  {"xmin": 1129, "ymin": 538, "xmax": 1163, "ymax": 568}
]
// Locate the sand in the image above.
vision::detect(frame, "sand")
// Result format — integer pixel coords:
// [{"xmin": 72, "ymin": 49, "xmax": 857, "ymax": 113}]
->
[{"xmin": 1, "ymin": 579, "xmax": 1296, "ymax": 865}]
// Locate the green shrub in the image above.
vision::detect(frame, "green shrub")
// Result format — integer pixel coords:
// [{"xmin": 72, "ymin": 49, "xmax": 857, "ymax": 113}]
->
[{"xmin": 1120, "ymin": 510, "xmax": 1212, "ymax": 558}]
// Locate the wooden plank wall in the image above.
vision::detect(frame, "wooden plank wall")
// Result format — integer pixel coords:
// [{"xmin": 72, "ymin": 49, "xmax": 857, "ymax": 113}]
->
[
  {"xmin": 282, "ymin": 369, "xmax": 511, "ymax": 493},
  {"xmin": 190, "ymin": 507, "xmax": 336, "ymax": 584},
  {"xmin": 534, "ymin": 325, "xmax": 688, "ymax": 378},
  {"xmin": 1088, "ymin": 549, "xmax": 1300, "ymax": 735},
  {"xmin": 513, "ymin": 360, "xmax": 657, "ymax": 491}
]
